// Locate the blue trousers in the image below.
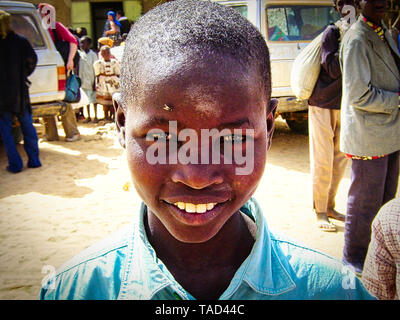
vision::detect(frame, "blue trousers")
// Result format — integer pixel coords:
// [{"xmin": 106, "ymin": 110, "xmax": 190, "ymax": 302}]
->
[
  {"xmin": 0, "ymin": 111, "xmax": 41, "ymax": 172},
  {"xmin": 343, "ymin": 151, "xmax": 400, "ymax": 273}
]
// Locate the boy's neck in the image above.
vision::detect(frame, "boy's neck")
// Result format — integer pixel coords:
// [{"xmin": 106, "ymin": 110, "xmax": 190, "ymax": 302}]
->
[{"xmin": 145, "ymin": 210, "xmax": 256, "ymax": 299}]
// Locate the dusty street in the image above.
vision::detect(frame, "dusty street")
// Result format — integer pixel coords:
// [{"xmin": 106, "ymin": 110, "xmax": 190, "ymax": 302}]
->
[{"xmin": 0, "ymin": 116, "xmax": 354, "ymax": 299}]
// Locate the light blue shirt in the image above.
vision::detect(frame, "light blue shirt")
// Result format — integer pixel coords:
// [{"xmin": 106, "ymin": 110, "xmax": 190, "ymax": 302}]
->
[{"xmin": 39, "ymin": 198, "xmax": 375, "ymax": 300}]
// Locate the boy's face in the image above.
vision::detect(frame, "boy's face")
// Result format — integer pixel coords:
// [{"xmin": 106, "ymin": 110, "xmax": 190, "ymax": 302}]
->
[
  {"xmin": 357, "ymin": 0, "xmax": 386, "ymax": 24},
  {"xmin": 80, "ymin": 39, "xmax": 90, "ymax": 51},
  {"xmin": 101, "ymin": 49, "xmax": 111, "ymax": 60},
  {"xmin": 117, "ymin": 57, "xmax": 276, "ymax": 243}
]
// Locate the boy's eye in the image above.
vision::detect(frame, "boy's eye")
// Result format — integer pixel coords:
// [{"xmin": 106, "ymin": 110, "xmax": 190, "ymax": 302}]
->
[
  {"xmin": 150, "ymin": 132, "xmax": 173, "ymax": 141},
  {"xmin": 221, "ymin": 134, "xmax": 246, "ymax": 144}
]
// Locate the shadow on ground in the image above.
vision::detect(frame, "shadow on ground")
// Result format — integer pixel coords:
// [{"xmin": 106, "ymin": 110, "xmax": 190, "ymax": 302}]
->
[{"xmin": 0, "ymin": 132, "xmax": 123, "ymax": 199}]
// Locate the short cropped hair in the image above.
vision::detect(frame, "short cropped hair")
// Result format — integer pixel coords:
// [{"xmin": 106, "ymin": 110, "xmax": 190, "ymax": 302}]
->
[
  {"xmin": 120, "ymin": 0, "xmax": 271, "ymax": 106},
  {"xmin": 100, "ymin": 45, "xmax": 111, "ymax": 53},
  {"xmin": 80, "ymin": 35, "xmax": 92, "ymax": 45}
]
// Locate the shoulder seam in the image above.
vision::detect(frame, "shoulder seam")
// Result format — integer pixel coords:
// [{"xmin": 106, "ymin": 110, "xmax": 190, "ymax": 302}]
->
[
  {"xmin": 271, "ymin": 235, "xmax": 337, "ymax": 261},
  {"xmin": 55, "ymin": 240, "xmax": 128, "ymax": 278}
]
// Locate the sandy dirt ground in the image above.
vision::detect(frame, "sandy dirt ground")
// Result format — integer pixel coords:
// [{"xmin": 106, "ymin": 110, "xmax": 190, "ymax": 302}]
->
[{"xmin": 0, "ymin": 116, "xmax": 366, "ymax": 299}]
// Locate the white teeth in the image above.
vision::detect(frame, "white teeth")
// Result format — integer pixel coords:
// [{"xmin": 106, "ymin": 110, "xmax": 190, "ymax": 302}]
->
[
  {"xmin": 173, "ymin": 202, "xmax": 217, "ymax": 213},
  {"xmin": 196, "ymin": 204, "xmax": 207, "ymax": 213},
  {"xmin": 177, "ymin": 202, "xmax": 185, "ymax": 210},
  {"xmin": 185, "ymin": 203, "xmax": 196, "ymax": 213},
  {"xmin": 206, "ymin": 203, "xmax": 215, "ymax": 210}
]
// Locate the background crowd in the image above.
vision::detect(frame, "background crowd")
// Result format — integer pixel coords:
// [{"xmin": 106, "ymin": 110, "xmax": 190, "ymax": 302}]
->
[{"xmin": 304, "ymin": 0, "xmax": 400, "ymax": 299}]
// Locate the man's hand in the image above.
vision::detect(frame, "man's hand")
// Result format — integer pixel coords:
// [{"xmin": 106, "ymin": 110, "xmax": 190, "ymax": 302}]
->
[{"xmin": 66, "ymin": 59, "xmax": 74, "ymax": 71}]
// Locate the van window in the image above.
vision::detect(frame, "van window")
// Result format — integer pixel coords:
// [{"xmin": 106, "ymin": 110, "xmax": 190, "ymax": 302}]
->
[
  {"xmin": 230, "ymin": 5, "xmax": 248, "ymax": 18},
  {"xmin": 10, "ymin": 14, "xmax": 46, "ymax": 49},
  {"xmin": 266, "ymin": 5, "xmax": 340, "ymax": 41}
]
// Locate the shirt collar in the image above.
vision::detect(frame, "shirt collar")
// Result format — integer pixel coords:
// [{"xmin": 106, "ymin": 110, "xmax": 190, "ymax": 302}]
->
[
  {"xmin": 118, "ymin": 199, "xmax": 296, "ymax": 300},
  {"xmin": 229, "ymin": 199, "xmax": 296, "ymax": 297}
]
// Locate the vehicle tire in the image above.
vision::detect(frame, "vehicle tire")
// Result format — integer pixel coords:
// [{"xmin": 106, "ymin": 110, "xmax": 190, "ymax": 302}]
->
[{"xmin": 286, "ymin": 119, "xmax": 308, "ymax": 135}]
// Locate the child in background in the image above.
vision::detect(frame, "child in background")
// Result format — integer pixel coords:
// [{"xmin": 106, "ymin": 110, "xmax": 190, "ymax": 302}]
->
[
  {"xmin": 78, "ymin": 36, "xmax": 98, "ymax": 123},
  {"xmin": 93, "ymin": 45, "xmax": 120, "ymax": 121},
  {"xmin": 97, "ymin": 37, "xmax": 115, "ymax": 57}
]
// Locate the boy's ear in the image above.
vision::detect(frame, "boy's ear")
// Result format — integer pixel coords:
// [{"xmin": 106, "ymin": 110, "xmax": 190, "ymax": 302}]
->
[
  {"xmin": 112, "ymin": 92, "xmax": 127, "ymax": 149},
  {"xmin": 266, "ymin": 98, "xmax": 278, "ymax": 150}
]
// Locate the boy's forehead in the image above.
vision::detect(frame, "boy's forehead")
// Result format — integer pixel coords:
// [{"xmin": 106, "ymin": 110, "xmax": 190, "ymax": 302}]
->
[
  {"xmin": 127, "ymin": 83, "xmax": 265, "ymax": 135},
  {"xmin": 128, "ymin": 58, "xmax": 265, "ymax": 121}
]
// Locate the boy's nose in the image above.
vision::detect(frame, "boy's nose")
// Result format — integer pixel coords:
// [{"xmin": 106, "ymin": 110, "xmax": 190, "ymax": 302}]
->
[{"xmin": 171, "ymin": 164, "xmax": 223, "ymax": 190}]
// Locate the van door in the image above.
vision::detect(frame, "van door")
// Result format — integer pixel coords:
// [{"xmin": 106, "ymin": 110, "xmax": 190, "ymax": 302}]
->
[
  {"xmin": 265, "ymin": 4, "xmax": 340, "ymax": 97},
  {"xmin": 9, "ymin": 12, "xmax": 65, "ymax": 104}
]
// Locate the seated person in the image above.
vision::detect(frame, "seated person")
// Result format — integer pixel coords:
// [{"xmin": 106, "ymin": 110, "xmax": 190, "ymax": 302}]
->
[{"xmin": 39, "ymin": 0, "xmax": 374, "ymax": 300}]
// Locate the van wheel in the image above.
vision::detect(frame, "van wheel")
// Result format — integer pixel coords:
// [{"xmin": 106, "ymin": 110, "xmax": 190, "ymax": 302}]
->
[{"xmin": 286, "ymin": 119, "xmax": 308, "ymax": 134}]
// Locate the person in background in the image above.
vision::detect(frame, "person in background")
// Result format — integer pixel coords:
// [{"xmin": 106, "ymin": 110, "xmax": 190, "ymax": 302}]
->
[
  {"xmin": 389, "ymin": 13, "xmax": 400, "ymax": 51},
  {"xmin": 38, "ymin": 3, "xmax": 77, "ymax": 71},
  {"xmin": 104, "ymin": 11, "xmax": 121, "ymax": 45},
  {"xmin": 339, "ymin": 0, "xmax": 400, "ymax": 274},
  {"xmin": 97, "ymin": 37, "xmax": 115, "ymax": 59},
  {"xmin": 120, "ymin": 33, "xmax": 128, "ymax": 46},
  {"xmin": 110, "ymin": 33, "xmax": 127, "ymax": 62},
  {"xmin": 68, "ymin": 27, "xmax": 79, "ymax": 44},
  {"xmin": 66, "ymin": 27, "xmax": 85, "ymax": 122},
  {"xmin": 37, "ymin": 3, "xmax": 81, "ymax": 142},
  {"xmin": 0, "ymin": 10, "xmax": 41, "ymax": 173},
  {"xmin": 307, "ymin": 0, "xmax": 355, "ymax": 232},
  {"xmin": 93, "ymin": 45, "xmax": 120, "ymax": 122},
  {"xmin": 116, "ymin": 10, "xmax": 131, "ymax": 35},
  {"xmin": 362, "ymin": 198, "xmax": 400, "ymax": 300},
  {"xmin": 78, "ymin": 36, "xmax": 98, "ymax": 123},
  {"xmin": 76, "ymin": 27, "xmax": 87, "ymax": 39}
]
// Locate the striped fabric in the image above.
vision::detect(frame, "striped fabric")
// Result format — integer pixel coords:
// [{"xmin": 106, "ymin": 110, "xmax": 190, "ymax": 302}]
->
[{"xmin": 345, "ymin": 154, "xmax": 387, "ymax": 160}]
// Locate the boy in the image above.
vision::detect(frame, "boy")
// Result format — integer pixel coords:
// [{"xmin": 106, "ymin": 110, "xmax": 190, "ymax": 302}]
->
[
  {"xmin": 307, "ymin": 0, "xmax": 355, "ymax": 232},
  {"xmin": 93, "ymin": 46, "xmax": 120, "ymax": 122},
  {"xmin": 339, "ymin": 0, "xmax": 400, "ymax": 274},
  {"xmin": 39, "ymin": 0, "xmax": 373, "ymax": 300},
  {"xmin": 78, "ymin": 36, "xmax": 98, "ymax": 123}
]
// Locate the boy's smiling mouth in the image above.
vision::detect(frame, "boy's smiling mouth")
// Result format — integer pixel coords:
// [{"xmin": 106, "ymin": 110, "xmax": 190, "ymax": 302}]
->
[
  {"xmin": 172, "ymin": 202, "xmax": 217, "ymax": 214},
  {"xmin": 161, "ymin": 197, "xmax": 231, "ymax": 226}
]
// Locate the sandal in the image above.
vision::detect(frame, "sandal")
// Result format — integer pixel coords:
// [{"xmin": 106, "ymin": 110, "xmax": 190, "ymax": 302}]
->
[{"xmin": 316, "ymin": 212, "xmax": 337, "ymax": 232}]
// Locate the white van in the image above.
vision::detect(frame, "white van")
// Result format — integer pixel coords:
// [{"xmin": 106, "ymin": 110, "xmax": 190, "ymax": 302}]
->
[
  {"xmin": 0, "ymin": 1, "xmax": 67, "ymax": 119},
  {"xmin": 211, "ymin": 0, "xmax": 340, "ymax": 132}
]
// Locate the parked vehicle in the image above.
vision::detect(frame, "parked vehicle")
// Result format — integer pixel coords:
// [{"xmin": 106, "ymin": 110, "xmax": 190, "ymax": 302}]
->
[
  {"xmin": 0, "ymin": 1, "xmax": 67, "ymax": 123},
  {"xmin": 211, "ymin": 0, "xmax": 340, "ymax": 133}
]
